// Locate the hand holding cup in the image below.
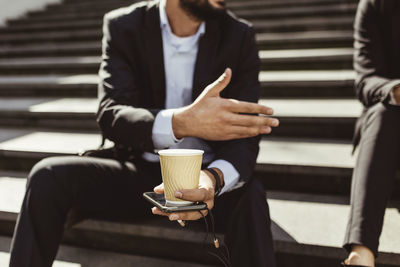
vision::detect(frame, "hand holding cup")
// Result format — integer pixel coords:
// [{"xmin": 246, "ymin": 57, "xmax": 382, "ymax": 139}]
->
[{"xmin": 152, "ymin": 170, "xmax": 215, "ymax": 221}]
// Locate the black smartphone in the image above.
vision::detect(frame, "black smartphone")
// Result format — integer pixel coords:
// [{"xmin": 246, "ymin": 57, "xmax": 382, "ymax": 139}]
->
[{"xmin": 143, "ymin": 192, "xmax": 207, "ymax": 213}]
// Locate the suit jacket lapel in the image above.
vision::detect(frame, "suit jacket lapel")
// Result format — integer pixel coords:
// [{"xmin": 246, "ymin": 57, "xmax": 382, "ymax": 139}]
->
[
  {"xmin": 143, "ymin": 2, "xmax": 166, "ymax": 108},
  {"xmin": 192, "ymin": 19, "xmax": 220, "ymax": 101}
]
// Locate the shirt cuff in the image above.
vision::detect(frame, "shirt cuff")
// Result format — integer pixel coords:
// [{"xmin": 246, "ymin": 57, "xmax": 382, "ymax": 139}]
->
[
  {"xmin": 208, "ymin": 159, "xmax": 241, "ymax": 196},
  {"xmin": 152, "ymin": 109, "xmax": 182, "ymax": 149}
]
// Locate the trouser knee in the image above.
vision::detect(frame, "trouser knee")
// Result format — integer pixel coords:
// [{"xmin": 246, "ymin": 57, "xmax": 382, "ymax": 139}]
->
[{"xmin": 26, "ymin": 157, "xmax": 68, "ymax": 209}]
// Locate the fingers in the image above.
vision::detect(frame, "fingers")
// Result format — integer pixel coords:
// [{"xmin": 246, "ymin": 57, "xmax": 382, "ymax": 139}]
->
[
  {"xmin": 227, "ymin": 99, "xmax": 274, "ymax": 115},
  {"xmin": 204, "ymin": 68, "xmax": 232, "ymax": 97},
  {"xmin": 152, "ymin": 207, "xmax": 208, "ymax": 221},
  {"xmin": 227, "ymin": 113, "xmax": 279, "ymax": 128},
  {"xmin": 219, "ymin": 99, "xmax": 279, "ymax": 138},
  {"xmin": 227, "ymin": 125, "xmax": 272, "ymax": 138},
  {"xmin": 152, "ymin": 207, "xmax": 168, "ymax": 217},
  {"xmin": 154, "ymin": 183, "xmax": 164, "ymax": 194},
  {"xmin": 170, "ymin": 210, "xmax": 208, "ymax": 221},
  {"xmin": 175, "ymin": 188, "xmax": 209, "ymax": 202},
  {"xmin": 151, "ymin": 187, "xmax": 214, "ymax": 221}
]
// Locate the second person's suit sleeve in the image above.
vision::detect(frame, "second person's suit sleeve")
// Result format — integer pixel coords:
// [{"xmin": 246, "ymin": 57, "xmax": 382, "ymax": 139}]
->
[{"xmin": 354, "ymin": 0, "xmax": 400, "ymax": 107}]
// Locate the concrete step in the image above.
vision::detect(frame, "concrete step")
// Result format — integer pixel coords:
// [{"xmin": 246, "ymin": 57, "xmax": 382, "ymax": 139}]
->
[
  {"xmin": 0, "ymin": 75, "xmax": 98, "ymax": 97},
  {"xmin": 0, "ymin": 128, "xmax": 105, "ymax": 157},
  {"xmin": 0, "ymin": 97, "xmax": 361, "ymax": 139},
  {"xmin": 0, "ymin": 30, "xmax": 101, "ymax": 45},
  {"xmin": 0, "ymin": 42, "xmax": 101, "ymax": 58},
  {"xmin": 259, "ymin": 70, "xmax": 355, "ymax": 98},
  {"xmin": 0, "ymin": 128, "xmax": 359, "ymax": 174},
  {"xmin": 44, "ymin": 0, "xmax": 142, "ymax": 13},
  {"xmin": 255, "ymin": 137, "xmax": 356, "ymax": 195},
  {"xmin": 0, "ymin": 31, "xmax": 353, "ymax": 58},
  {"xmin": 41, "ymin": 0, "xmax": 355, "ymax": 15},
  {"xmin": 2, "ymin": 127, "xmax": 399, "ymax": 198},
  {"xmin": 0, "ymin": 128, "xmax": 106, "ymax": 171},
  {"xmin": 0, "ymin": 70, "xmax": 355, "ymax": 98},
  {"xmin": 235, "ymin": 3, "xmax": 356, "ymax": 20},
  {"xmin": 0, "ymin": 175, "xmax": 398, "ymax": 266},
  {"xmin": 62, "ymin": 0, "xmax": 131, "ymax": 4},
  {"xmin": 0, "ymin": 16, "xmax": 354, "ymax": 45},
  {"xmin": 0, "ymin": 236, "xmax": 214, "ymax": 267},
  {"xmin": 257, "ymin": 30, "xmax": 353, "ymax": 50},
  {"xmin": 0, "ymin": 46, "xmax": 352, "ymax": 75},
  {"xmin": 227, "ymin": 0, "xmax": 354, "ymax": 9},
  {"xmin": 253, "ymin": 16, "xmax": 353, "ymax": 33},
  {"xmin": 262, "ymin": 98, "xmax": 361, "ymax": 140},
  {"xmin": 61, "ymin": 0, "xmax": 350, "ymax": 5},
  {"xmin": 260, "ymin": 48, "xmax": 353, "ymax": 70},
  {"xmin": 0, "ymin": 97, "xmax": 98, "ymax": 131},
  {"xmin": 0, "ymin": 29, "xmax": 352, "ymax": 49},
  {"xmin": 0, "ymin": 56, "xmax": 100, "ymax": 75},
  {"xmin": 5, "ymin": 14, "xmax": 353, "ymax": 33},
  {"xmin": 21, "ymin": 2, "xmax": 356, "ymax": 23},
  {"xmin": 1, "ymin": 19, "xmax": 102, "ymax": 34}
]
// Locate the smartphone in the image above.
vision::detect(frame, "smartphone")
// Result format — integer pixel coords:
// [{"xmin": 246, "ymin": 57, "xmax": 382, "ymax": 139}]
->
[{"xmin": 143, "ymin": 192, "xmax": 207, "ymax": 213}]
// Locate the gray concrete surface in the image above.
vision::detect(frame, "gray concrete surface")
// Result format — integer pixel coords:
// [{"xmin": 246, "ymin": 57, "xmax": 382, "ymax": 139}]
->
[
  {"xmin": 0, "ymin": 128, "xmax": 355, "ymax": 168},
  {"xmin": 0, "ymin": 236, "xmax": 214, "ymax": 267}
]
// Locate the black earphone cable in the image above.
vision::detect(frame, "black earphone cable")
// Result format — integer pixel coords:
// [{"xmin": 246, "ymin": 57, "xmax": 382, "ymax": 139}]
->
[{"xmin": 198, "ymin": 207, "xmax": 231, "ymax": 267}]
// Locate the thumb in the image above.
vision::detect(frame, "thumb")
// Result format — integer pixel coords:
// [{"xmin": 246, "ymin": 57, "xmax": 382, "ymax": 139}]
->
[
  {"xmin": 154, "ymin": 183, "xmax": 164, "ymax": 194},
  {"xmin": 204, "ymin": 68, "xmax": 232, "ymax": 97}
]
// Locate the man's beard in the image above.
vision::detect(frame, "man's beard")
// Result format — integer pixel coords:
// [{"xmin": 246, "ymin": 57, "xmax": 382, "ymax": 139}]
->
[{"xmin": 179, "ymin": 0, "xmax": 226, "ymax": 21}]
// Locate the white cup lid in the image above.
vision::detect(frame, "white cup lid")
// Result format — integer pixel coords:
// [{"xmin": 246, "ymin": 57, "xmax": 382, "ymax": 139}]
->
[{"xmin": 158, "ymin": 149, "xmax": 204, "ymax": 156}]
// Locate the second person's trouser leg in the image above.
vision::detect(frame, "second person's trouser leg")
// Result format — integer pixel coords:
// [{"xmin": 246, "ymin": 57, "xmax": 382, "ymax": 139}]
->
[{"xmin": 344, "ymin": 103, "xmax": 400, "ymax": 256}]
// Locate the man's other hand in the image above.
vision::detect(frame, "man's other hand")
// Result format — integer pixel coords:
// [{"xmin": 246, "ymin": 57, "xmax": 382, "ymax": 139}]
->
[
  {"xmin": 172, "ymin": 68, "xmax": 279, "ymax": 140},
  {"xmin": 152, "ymin": 170, "xmax": 215, "ymax": 221}
]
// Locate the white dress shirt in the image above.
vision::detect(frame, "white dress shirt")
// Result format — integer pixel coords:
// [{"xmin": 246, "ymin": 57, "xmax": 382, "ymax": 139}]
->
[{"xmin": 142, "ymin": 0, "xmax": 241, "ymax": 195}]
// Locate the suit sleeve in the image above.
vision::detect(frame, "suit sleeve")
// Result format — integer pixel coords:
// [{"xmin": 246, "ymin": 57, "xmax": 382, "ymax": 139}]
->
[
  {"xmin": 96, "ymin": 14, "xmax": 160, "ymax": 152},
  {"xmin": 354, "ymin": 0, "xmax": 400, "ymax": 107},
  {"xmin": 209, "ymin": 26, "xmax": 261, "ymax": 184}
]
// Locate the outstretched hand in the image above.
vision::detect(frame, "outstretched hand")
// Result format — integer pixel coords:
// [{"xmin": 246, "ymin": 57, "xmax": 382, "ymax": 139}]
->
[{"xmin": 172, "ymin": 68, "xmax": 279, "ymax": 140}]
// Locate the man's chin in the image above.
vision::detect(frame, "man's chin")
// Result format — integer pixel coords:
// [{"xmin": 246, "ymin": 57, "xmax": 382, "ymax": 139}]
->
[{"xmin": 200, "ymin": 6, "xmax": 227, "ymax": 21}]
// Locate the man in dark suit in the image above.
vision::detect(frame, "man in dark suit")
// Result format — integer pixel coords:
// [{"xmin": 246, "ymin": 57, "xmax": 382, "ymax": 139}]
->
[
  {"xmin": 9, "ymin": 0, "xmax": 279, "ymax": 266},
  {"xmin": 342, "ymin": 0, "xmax": 400, "ymax": 266}
]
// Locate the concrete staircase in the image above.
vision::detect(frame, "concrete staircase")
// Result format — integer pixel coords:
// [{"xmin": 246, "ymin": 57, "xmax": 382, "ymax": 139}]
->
[{"xmin": 0, "ymin": 0, "xmax": 399, "ymax": 266}]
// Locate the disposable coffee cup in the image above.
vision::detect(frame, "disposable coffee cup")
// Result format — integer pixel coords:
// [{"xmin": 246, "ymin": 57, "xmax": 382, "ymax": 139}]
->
[{"xmin": 158, "ymin": 149, "xmax": 204, "ymax": 206}]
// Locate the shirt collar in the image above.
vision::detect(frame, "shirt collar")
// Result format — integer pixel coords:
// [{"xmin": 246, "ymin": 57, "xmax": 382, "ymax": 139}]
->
[
  {"xmin": 159, "ymin": 0, "xmax": 169, "ymax": 28},
  {"xmin": 159, "ymin": 0, "xmax": 205, "ymax": 51}
]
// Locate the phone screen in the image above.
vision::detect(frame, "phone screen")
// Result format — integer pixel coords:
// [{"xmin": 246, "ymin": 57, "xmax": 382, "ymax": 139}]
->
[{"xmin": 143, "ymin": 192, "xmax": 207, "ymax": 213}]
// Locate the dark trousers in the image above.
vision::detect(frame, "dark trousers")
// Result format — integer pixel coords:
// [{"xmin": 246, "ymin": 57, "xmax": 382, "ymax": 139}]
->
[
  {"xmin": 9, "ymin": 156, "xmax": 276, "ymax": 267},
  {"xmin": 344, "ymin": 102, "xmax": 400, "ymax": 256}
]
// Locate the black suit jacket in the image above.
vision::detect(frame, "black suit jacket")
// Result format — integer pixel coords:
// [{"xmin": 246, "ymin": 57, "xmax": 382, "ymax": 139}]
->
[
  {"xmin": 96, "ymin": 1, "xmax": 261, "ymax": 182},
  {"xmin": 353, "ymin": 0, "xmax": 400, "ymax": 146},
  {"xmin": 354, "ymin": 0, "xmax": 400, "ymax": 107}
]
